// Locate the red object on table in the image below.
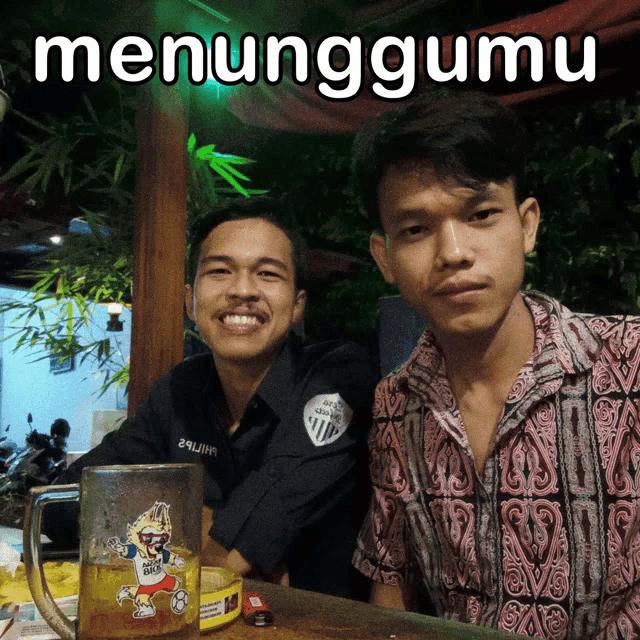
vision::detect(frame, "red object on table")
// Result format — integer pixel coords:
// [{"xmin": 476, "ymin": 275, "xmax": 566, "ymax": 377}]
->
[{"xmin": 242, "ymin": 591, "xmax": 274, "ymax": 626}]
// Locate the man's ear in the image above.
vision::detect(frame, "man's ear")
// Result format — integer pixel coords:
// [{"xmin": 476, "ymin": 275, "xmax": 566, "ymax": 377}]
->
[
  {"xmin": 292, "ymin": 289, "xmax": 307, "ymax": 327},
  {"xmin": 518, "ymin": 197, "xmax": 541, "ymax": 255},
  {"xmin": 185, "ymin": 284, "xmax": 195, "ymax": 322},
  {"xmin": 370, "ymin": 233, "xmax": 396, "ymax": 284}
]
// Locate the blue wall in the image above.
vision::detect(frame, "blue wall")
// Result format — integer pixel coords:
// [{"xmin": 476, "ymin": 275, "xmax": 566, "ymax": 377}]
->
[{"xmin": 0, "ymin": 285, "xmax": 131, "ymax": 452}]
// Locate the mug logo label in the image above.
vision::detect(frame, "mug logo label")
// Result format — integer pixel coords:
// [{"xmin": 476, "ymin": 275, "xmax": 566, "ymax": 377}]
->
[
  {"xmin": 304, "ymin": 393, "xmax": 353, "ymax": 447},
  {"xmin": 107, "ymin": 501, "xmax": 187, "ymax": 618}
]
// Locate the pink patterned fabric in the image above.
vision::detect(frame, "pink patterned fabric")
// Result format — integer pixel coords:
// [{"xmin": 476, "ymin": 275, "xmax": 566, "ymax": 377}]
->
[{"xmin": 353, "ymin": 293, "xmax": 640, "ymax": 639}]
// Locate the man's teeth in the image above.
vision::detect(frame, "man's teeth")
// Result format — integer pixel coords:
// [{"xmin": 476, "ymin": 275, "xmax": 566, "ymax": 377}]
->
[{"xmin": 223, "ymin": 314, "xmax": 261, "ymax": 326}]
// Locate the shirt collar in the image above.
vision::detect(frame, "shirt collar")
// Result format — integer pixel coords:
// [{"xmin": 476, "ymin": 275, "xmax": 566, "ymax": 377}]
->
[
  {"xmin": 252, "ymin": 332, "xmax": 299, "ymax": 420},
  {"xmin": 521, "ymin": 291, "xmax": 602, "ymax": 376},
  {"xmin": 204, "ymin": 332, "xmax": 299, "ymax": 423},
  {"xmin": 397, "ymin": 291, "xmax": 602, "ymax": 392}
]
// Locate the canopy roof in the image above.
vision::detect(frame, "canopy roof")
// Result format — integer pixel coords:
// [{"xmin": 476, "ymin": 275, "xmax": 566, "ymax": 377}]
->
[{"xmin": 226, "ymin": 0, "xmax": 640, "ymax": 132}]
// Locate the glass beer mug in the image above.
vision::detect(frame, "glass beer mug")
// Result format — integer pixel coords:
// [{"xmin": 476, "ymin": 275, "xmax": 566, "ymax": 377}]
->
[{"xmin": 24, "ymin": 464, "xmax": 203, "ymax": 640}]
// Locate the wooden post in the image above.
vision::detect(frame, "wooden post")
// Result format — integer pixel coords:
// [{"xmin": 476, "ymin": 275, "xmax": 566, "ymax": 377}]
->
[{"xmin": 128, "ymin": 83, "xmax": 189, "ymax": 414}]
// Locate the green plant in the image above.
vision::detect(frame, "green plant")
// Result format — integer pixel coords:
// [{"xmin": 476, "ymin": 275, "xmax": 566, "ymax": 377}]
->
[
  {"xmin": 247, "ymin": 133, "xmax": 395, "ymax": 343},
  {"xmin": 246, "ymin": 92, "xmax": 640, "ymax": 343},
  {"xmin": 0, "ymin": 87, "xmax": 265, "ymax": 393},
  {"xmin": 524, "ymin": 94, "xmax": 640, "ymax": 315}
]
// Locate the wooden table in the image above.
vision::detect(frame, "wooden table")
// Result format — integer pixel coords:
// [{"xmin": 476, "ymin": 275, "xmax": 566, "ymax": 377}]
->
[
  {"xmin": 0, "ymin": 545, "xmax": 527, "ymax": 640},
  {"xmin": 219, "ymin": 580, "xmax": 527, "ymax": 640}
]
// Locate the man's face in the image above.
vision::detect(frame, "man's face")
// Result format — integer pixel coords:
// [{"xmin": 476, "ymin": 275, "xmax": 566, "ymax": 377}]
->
[
  {"xmin": 370, "ymin": 167, "xmax": 540, "ymax": 339},
  {"xmin": 185, "ymin": 218, "xmax": 306, "ymax": 369}
]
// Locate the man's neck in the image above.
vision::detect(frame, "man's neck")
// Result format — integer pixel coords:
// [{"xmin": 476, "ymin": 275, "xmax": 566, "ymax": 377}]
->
[
  {"xmin": 433, "ymin": 294, "xmax": 535, "ymax": 473},
  {"xmin": 214, "ymin": 357, "xmax": 274, "ymax": 434},
  {"xmin": 435, "ymin": 293, "xmax": 535, "ymax": 396}
]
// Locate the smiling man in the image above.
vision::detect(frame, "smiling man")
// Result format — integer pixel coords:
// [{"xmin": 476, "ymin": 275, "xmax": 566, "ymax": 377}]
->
[
  {"xmin": 45, "ymin": 197, "xmax": 375, "ymax": 599},
  {"xmin": 351, "ymin": 89, "xmax": 640, "ymax": 639}
]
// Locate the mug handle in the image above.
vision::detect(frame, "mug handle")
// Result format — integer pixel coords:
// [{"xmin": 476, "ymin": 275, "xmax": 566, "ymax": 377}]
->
[{"xmin": 23, "ymin": 484, "xmax": 80, "ymax": 640}]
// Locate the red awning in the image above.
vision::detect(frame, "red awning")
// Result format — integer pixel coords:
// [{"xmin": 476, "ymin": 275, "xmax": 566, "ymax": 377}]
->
[{"xmin": 227, "ymin": 0, "xmax": 640, "ymax": 132}]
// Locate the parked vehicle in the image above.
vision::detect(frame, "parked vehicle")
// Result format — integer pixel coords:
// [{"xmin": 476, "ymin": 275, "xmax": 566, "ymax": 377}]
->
[{"xmin": 0, "ymin": 417, "xmax": 70, "ymax": 495}]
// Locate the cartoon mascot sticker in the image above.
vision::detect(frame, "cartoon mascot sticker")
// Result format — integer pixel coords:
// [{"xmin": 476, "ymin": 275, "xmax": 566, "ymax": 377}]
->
[{"xmin": 108, "ymin": 501, "xmax": 188, "ymax": 618}]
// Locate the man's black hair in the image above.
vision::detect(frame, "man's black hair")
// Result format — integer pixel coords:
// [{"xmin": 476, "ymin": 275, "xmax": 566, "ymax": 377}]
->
[
  {"xmin": 187, "ymin": 196, "xmax": 306, "ymax": 289},
  {"xmin": 351, "ymin": 87, "xmax": 528, "ymax": 229}
]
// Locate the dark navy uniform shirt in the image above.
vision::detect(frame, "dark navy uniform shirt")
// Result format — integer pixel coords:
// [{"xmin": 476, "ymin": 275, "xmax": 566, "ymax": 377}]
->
[{"xmin": 44, "ymin": 335, "xmax": 375, "ymax": 598}]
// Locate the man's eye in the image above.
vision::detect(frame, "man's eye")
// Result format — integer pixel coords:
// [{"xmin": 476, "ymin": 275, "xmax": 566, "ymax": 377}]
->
[
  {"xmin": 259, "ymin": 270, "xmax": 283, "ymax": 279},
  {"xmin": 401, "ymin": 225, "xmax": 427, "ymax": 237},
  {"xmin": 471, "ymin": 209, "xmax": 498, "ymax": 222},
  {"xmin": 203, "ymin": 267, "xmax": 229, "ymax": 276}
]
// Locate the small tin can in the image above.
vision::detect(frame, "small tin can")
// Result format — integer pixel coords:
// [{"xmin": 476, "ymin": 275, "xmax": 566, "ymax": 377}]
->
[
  {"xmin": 200, "ymin": 567, "xmax": 243, "ymax": 631},
  {"xmin": 242, "ymin": 591, "xmax": 274, "ymax": 626}
]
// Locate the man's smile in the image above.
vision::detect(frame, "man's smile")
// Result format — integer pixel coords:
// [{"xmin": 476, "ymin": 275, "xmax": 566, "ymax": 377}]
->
[
  {"xmin": 218, "ymin": 310, "xmax": 268, "ymax": 333},
  {"xmin": 220, "ymin": 313, "xmax": 265, "ymax": 327},
  {"xmin": 186, "ymin": 218, "xmax": 306, "ymax": 366}
]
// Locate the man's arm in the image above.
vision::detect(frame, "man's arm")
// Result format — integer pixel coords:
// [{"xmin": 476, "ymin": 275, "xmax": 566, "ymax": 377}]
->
[
  {"xmin": 595, "ymin": 586, "xmax": 640, "ymax": 639},
  {"xmin": 43, "ymin": 376, "xmax": 173, "ymax": 546},
  {"xmin": 201, "ymin": 506, "xmax": 251, "ymax": 575},
  {"xmin": 352, "ymin": 375, "xmax": 414, "ymax": 604},
  {"xmin": 201, "ymin": 506, "xmax": 289, "ymax": 584},
  {"xmin": 209, "ymin": 342, "xmax": 375, "ymax": 592}
]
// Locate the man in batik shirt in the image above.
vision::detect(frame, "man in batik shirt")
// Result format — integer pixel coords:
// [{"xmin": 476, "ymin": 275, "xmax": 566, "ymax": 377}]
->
[{"xmin": 351, "ymin": 88, "xmax": 640, "ymax": 640}]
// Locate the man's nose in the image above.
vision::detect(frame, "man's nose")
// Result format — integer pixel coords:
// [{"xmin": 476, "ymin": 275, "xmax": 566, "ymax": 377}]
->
[
  {"xmin": 434, "ymin": 220, "xmax": 474, "ymax": 269},
  {"xmin": 227, "ymin": 271, "xmax": 260, "ymax": 298}
]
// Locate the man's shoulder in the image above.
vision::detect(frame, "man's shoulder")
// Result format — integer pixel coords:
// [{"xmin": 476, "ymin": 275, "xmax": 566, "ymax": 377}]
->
[
  {"xmin": 141, "ymin": 353, "xmax": 215, "ymax": 409},
  {"xmin": 376, "ymin": 367, "xmax": 405, "ymax": 393},
  {"xmin": 527, "ymin": 291, "xmax": 640, "ymax": 335},
  {"xmin": 371, "ymin": 368, "xmax": 410, "ymax": 422},
  {"xmin": 580, "ymin": 311, "xmax": 640, "ymax": 336},
  {"xmin": 171, "ymin": 352, "xmax": 215, "ymax": 375},
  {"xmin": 375, "ymin": 333, "xmax": 432, "ymax": 393},
  {"xmin": 154, "ymin": 353, "xmax": 215, "ymax": 388},
  {"xmin": 297, "ymin": 338, "xmax": 377, "ymax": 387},
  {"xmin": 527, "ymin": 292, "xmax": 640, "ymax": 380},
  {"xmin": 285, "ymin": 339, "xmax": 377, "ymax": 437},
  {"xmin": 580, "ymin": 312, "xmax": 640, "ymax": 362},
  {"xmin": 555, "ymin": 303, "xmax": 640, "ymax": 351}
]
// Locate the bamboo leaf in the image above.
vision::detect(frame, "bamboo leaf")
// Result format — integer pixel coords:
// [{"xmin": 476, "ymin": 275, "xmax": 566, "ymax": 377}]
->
[
  {"xmin": 0, "ymin": 148, "xmax": 39, "ymax": 182},
  {"xmin": 13, "ymin": 109, "xmax": 57, "ymax": 135},
  {"xmin": 218, "ymin": 187, "xmax": 268, "ymax": 196},
  {"xmin": 114, "ymin": 153, "xmax": 125, "ymax": 183},
  {"xmin": 82, "ymin": 209, "xmax": 107, "ymax": 242},
  {"xmin": 210, "ymin": 164, "xmax": 249, "ymax": 196},
  {"xmin": 67, "ymin": 301, "xmax": 74, "ymax": 336},
  {"xmin": 213, "ymin": 152, "xmax": 253, "ymax": 165},
  {"xmin": 196, "ymin": 144, "xmax": 216, "ymax": 159},
  {"xmin": 631, "ymin": 148, "xmax": 640, "ymax": 178},
  {"xmin": 196, "ymin": 166, "xmax": 219, "ymax": 207},
  {"xmin": 82, "ymin": 94, "xmax": 100, "ymax": 128},
  {"xmin": 212, "ymin": 159, "xmax": 250, "ymax": 181},
  {"xmin": 187, "ymin": 133, "xmax": 196, "ymax": 154}
]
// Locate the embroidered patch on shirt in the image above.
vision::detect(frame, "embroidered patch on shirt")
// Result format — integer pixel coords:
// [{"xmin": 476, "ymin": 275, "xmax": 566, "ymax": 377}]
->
[{"xmin": 303, "ymin": 393, "xmax": 353, "ymax": 447}]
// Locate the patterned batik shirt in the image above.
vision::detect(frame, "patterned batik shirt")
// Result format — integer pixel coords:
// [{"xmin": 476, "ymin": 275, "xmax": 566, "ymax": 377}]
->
[{"xmin": 353, "ymin": 292, "xmax": 640, "ymax": 640}]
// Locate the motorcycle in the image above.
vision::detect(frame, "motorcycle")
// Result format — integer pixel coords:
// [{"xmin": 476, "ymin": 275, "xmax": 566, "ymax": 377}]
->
[{"xmin": 0, "ymin": 416, "xmax": 70, "ymax": 496}]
